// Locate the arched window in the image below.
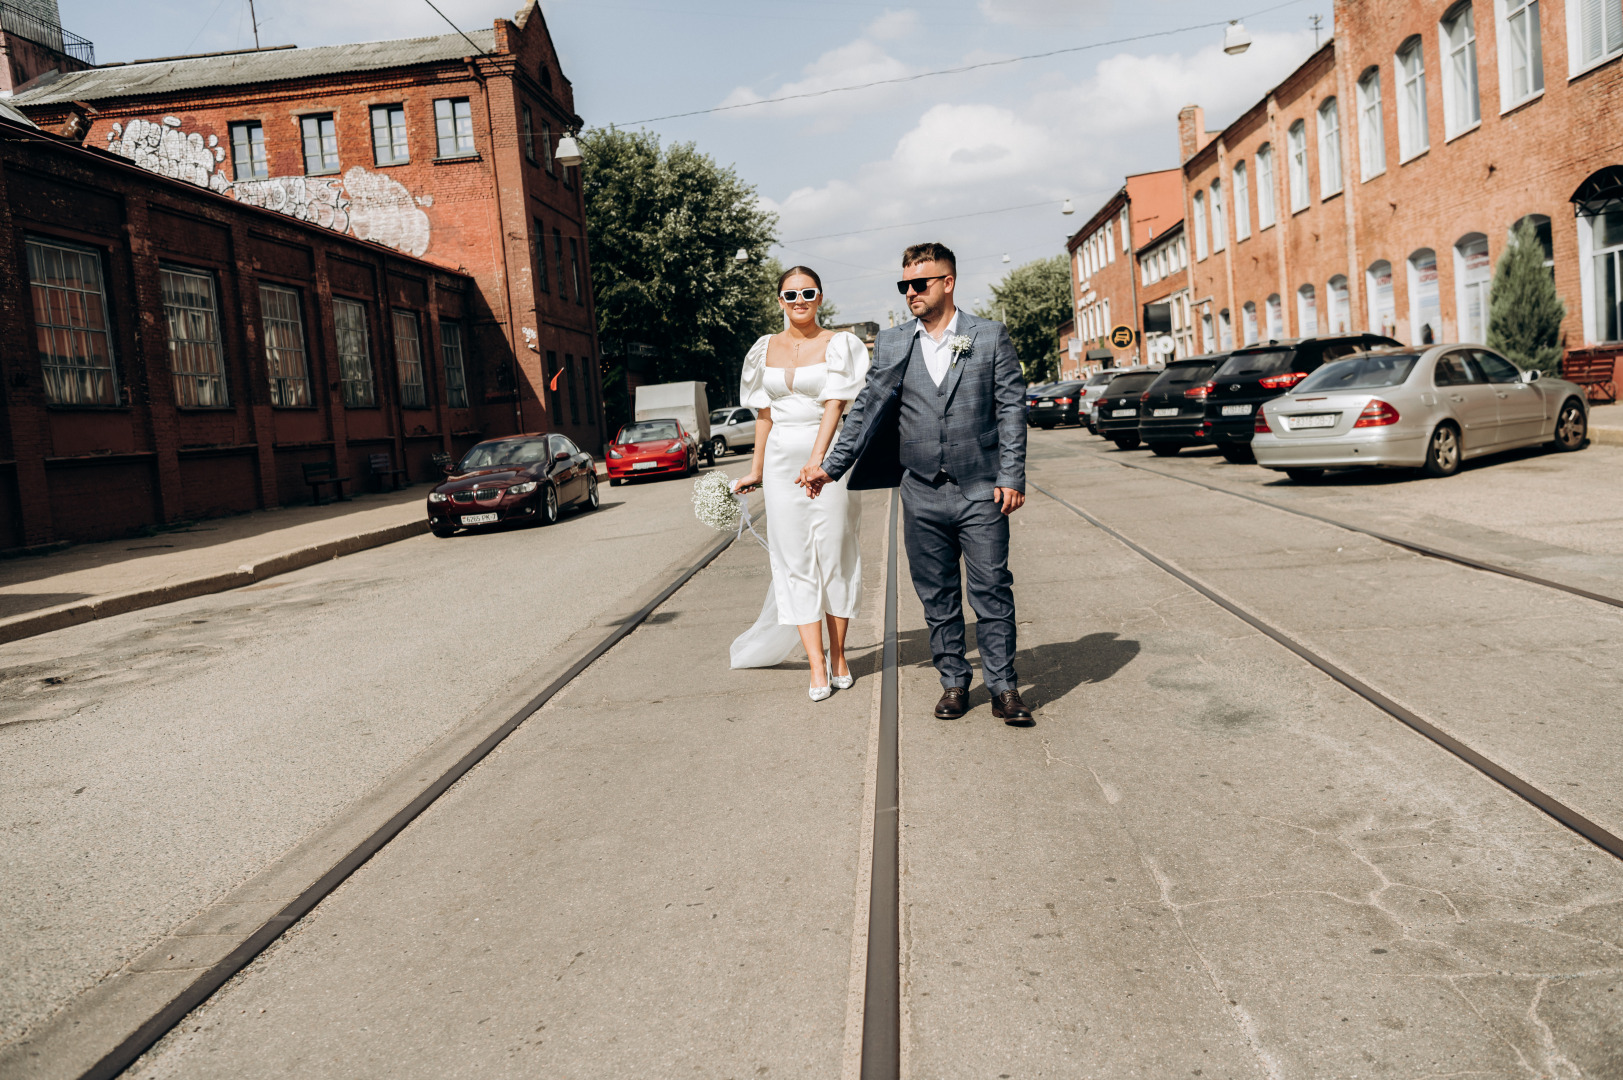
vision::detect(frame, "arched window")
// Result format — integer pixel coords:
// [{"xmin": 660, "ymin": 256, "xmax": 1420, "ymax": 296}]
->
[
  {"xmin": 1367, "ymin": 260, "xmax": 1396, "ymax": 336},
  {"xmin": 1202, "ymin": 309, "xmax": 1215, "ymax": 353},
  {"xmin": 1396, "ymin": 36, "xmax": 1429, "ymax": 160},
  {"xmin": 1287, "ymin": 120, "xmax": 1310, "ymax": 211},
  {"xmin": 1408, "ymin": 248, "xmax": 1441, "ymax": 344},
  {"xmin": 1440, "ymin": 3, "xmax": 1481, "ymax": 137},
  {"xmin": 1192, "ymin": 191, "xmax": 1208, "ymax": 260},
  {"xmin": 1233, "ymin": 161, "xmax": 1251, "ymax": 240},
  {"xmin": 1211, "ymin": 179, "xmax": 1227, "ymax": 252},
  {"xmin": 1219, "ymin": 308, "xmax": 1234, "ymax": 349},
  {"xmin": 1318, "ymin": 98, "xmax": 1342, "ymax": 196},
  {"xmin": 1574, "ymin": 169, "xmax": 1623, "ymax": 341},
  {"xmin": 1328, "ymin": 275, "xmax": 1351, "ymax": 333},
  {"xmin": 1357, "ymin": 68, "xmax": 1385, "ymax": 179},
  {"xmin": 1454, "ymin": 233, "xmax": 1492, "ymax": 342},
  {"xmin": 1297, "ymin": 284, "xmax": 1319, "ymax": 336},
  {"xmin": 1266, "ymin": 293, "xmax": 1284, "ymax": 339},
  {"xmin": 1256, "ymin": 144, "xmax": 1277, "ymax": 227},
  {"xmin": 1242, "ymin": 301, "xmax": 1259, "ymax": 345},
  {"xmin": 1509, "ymin": 213, "xmax": 1553, "ymax": 268}
]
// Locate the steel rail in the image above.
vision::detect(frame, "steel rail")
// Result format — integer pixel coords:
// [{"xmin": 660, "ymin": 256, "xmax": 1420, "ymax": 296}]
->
[
  {"xmin": 860, "ymin": 489, "xmax": 902, "ymax": 1079},
  {"xmin": 1098, "ymin": 452, "xmax": 1623, "ymax": 610},
  {"xmin": 77, "ymin": 516, "xmax": 754, "ymax": 1080},
  {"xmin": 1033, "ymin": 482, "xmax": 1623, "ymax": 864}
]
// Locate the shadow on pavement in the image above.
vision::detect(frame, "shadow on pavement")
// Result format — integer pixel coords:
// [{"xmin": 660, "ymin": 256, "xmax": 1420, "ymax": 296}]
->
[{"xmin": 898, "ymin": 627, "xmax": 1141, "ymax": 710}]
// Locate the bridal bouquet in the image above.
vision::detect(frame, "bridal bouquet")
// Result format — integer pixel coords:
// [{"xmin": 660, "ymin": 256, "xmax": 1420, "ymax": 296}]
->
[{"xmin": 692, "ymin": 470, "xmax": 743, "ymax": 532}]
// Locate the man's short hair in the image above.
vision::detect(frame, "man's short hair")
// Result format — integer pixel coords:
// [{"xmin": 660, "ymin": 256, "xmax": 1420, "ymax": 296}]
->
[{"xmin": 902, "ymin": 242, "xmax": 956, "ymax": 275}]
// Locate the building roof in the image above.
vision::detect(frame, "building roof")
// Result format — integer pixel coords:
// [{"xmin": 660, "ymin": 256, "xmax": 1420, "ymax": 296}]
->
[
  {"xmin": 10, "ymin": 28, "xmax": 497, "ymax": 106},
  {"xmin": 0, "ymin": 99, "xmax": 38, "ymax": 128}
]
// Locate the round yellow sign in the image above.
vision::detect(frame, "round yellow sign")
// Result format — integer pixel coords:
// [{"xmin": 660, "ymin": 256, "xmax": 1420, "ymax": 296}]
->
[{"xmin": 1109, "ymin": 325, "xmax": 1136, "ymax": 349}]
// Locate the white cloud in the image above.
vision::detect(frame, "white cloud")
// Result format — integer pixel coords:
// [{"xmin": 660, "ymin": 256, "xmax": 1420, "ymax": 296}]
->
[
  {"xmin": 718, "ymin": 39, "xmax": 915, "ymax": 125},
  {"xmin": 867, "ymin": 9, "xmax": 923, "ymax": 40}
]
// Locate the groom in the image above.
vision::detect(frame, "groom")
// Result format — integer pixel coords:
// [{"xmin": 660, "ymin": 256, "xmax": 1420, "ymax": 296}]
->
[{"xmin": 802, "ymin": 242, "xmax": 1032, "ymax": 725}]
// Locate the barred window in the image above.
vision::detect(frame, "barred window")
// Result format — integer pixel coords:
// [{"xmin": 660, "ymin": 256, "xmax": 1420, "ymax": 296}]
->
[
  {"xmin": 259, "ymin": 284, "xmax": 312, "ymax": 407},
  {"xmin": 442, "ymin": 319, "xmax": 469, "ymax": 408},
  {"xmin": 393, "ymin": 310, "xmax": 428, "ymax": 408},
  {"xmin": 27, "ymin": 238, "xmax": 119, "ymax": 406},
  {"xmin": 541, "ymin": 122, "xmax": 554, "ymax": 174},
  {"xmin": 332, "ymin": 298, "xmax": 375, "ymax": 407},
  {"xmin": 160, "ymin": 266, "xmax": 229, "ymax": 407},
  {"xmin": 522, "ymin": 105, "xmax": 536, "ymax": 163},
  {"xmin": 433, "ymin": 98, "xmax": 476, "ymax": 158},
  {"xmin": 371, "ymin": 105, "xmax": 409, "ymax": 166}
]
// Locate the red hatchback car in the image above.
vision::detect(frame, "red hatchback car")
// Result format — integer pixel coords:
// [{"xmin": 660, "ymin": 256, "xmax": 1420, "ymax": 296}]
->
[
  {"xmin": 427, "ymin": 433, "xmax": 598, "ymax": 537},
  {"xmin": 605, "ymin": 418, "xmax": 701, "ymax": 485}
]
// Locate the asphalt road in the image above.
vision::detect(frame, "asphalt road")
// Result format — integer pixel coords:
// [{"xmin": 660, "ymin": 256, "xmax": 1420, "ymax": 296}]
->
[{"xmin": 5, "ymin": 430, "xmax": 1622, "ymax": 1078}]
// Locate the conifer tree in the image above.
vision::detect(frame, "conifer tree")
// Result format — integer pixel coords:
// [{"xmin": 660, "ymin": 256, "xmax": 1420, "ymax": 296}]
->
[{"xmin": 1487, "ymin": 219, "xmax": 1565, "ymax": 373}]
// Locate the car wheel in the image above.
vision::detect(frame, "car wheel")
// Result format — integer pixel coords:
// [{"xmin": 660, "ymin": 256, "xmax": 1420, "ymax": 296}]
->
[
  {"xmin": 583, "ymin": 474, "xmax": 600, "ymax": 510},
  {"xmin": 1112, "ymin": 433, "xmax": 1141, "ymax": 450},
  {"xmin": 712, "ymin": 436, "xmax": 728, "ymax": 458},
  {"xmin": 1284, "ymin": 468, "xmax": 1325, "ymax": 483},
  {"xmin": 1422, "ymin": 422, "xmax": 1462, "ymax": 478},
  {"xmin": 1149, "ymin": 443, "xmax": 1182, "ymax": 457},
  {"xmin": 537, "ymin": 484, "xmax": 559, "ymax": 525},
  {"xmin": 431, "ymin": 525, "xmax": 456, "ymax": 538},
  {"xmin": 1039, "ymin": 422, "xmax": 1055, "ymax": 430},
  {"xmin": 1220, "ymin": 445, "xmax": 1256, "ymax": 465},
  {"xmin": 1551, "ymin": 398, "xmax": 1587, "ymax": 452}
]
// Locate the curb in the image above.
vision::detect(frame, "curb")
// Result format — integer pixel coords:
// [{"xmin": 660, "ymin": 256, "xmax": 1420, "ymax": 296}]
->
[
  {"xmin": 1589, "ymin": 427, "xmax": 1623, "ymax": 447},
  {"xmin": 0, "ymin": 518, "xmax": 430, "ymax": 647}
]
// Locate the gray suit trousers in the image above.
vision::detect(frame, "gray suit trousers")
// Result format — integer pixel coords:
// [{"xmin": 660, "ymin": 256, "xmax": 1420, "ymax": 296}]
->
[{"xmin": 901, "ymin": 470, "xmax": 1017, "ymax": 694}]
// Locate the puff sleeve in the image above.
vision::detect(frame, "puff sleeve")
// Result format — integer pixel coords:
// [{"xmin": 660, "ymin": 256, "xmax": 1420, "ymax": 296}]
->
[
  {"xmin": 739, "ymin": 335, "xmax": 771, "ymax": 409},
  {"xmin": 816, "ymin": 332, "xmax": 871, "ymax": 404}
]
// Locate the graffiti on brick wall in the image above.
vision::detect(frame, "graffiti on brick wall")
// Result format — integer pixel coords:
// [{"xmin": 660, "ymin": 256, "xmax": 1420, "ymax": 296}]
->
[{"xmin": 103, "ymin": 118, "xmax": 432, "ymax": 257}]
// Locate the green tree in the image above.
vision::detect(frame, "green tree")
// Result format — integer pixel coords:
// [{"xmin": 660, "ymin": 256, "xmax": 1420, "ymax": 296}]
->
[
  {"xmin": 972, "ymin": 255, "xmax": 1071, "ymax": 382},
  {"xmin": 1487, "ymin": 218, "xmax": 1566, "ymax": 374},
  {"xmin": 580, "ymin": 128, "xmax": 781, "ymax": 424}
]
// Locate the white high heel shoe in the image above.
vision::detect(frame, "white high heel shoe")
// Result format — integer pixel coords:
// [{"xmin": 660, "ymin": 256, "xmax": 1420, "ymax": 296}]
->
[
  {"xmin": 809, "ymin": 685, "xmax": 832, "ymax": 702},
  {"xmin": 831, "ymin": 673, "xmax": 854, "ymax": 690}
]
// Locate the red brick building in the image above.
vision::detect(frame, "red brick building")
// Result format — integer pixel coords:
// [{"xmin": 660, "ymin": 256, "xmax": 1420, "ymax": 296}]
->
[
  {"xmin": 1065, "ymin": 169, "xmax": 1185, "ymax": 372},
  {"xmin": 1180, "ymin": 0, "xmax": 1623, "ymax": 381},
  {"xmin": 0, "ymin": 0, "xmax": 93, "ymax": 96}
]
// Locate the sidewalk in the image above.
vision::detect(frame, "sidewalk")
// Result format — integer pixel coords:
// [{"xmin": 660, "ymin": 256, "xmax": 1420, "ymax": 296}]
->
[
  {"xmin": 0, "ymin": 488, "xmax": 430, "ymax": 645},
  {"xmin": 1589, "ymin": 400, "xmax": 1623, "ymax": 445}
]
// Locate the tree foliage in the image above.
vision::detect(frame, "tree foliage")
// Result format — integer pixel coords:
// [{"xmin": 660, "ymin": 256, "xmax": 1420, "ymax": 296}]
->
[
  {"xmin": 580, "ymin": 128, "xmax": 781, "ymax": 422},
  {"xmin": 1487, "ymin": 218, "xmax": 1566, "ymax": 374},
  {"xmin": 973, "ymin": 255, "xmax": 1071, "ymax": 382}
]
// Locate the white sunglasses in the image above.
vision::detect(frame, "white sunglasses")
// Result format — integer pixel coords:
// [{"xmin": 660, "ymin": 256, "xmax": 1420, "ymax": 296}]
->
[{"xmin": 780, "ymin": 288, "xmax": 820, "ymax": 302}]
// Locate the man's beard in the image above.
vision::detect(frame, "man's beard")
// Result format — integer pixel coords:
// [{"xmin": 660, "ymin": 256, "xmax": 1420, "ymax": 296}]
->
[{"xmin": 911, "ymin": 294, "xmax": 943, "ymax": 322}]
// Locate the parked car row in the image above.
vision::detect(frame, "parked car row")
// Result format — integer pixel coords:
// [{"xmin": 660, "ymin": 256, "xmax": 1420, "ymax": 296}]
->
[{"xmin": 1070, "ymin": 336, "xmax": 1591, "ymax": 481}]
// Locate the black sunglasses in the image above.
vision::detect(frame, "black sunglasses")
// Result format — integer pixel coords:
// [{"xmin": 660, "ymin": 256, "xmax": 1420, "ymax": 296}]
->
[
  {"xmin": 780, "ymin": 288, "xmax": 820, "ymax": 302},
  {"xmin": 896, "ymin": 275, "xmax": 948, "ymax": 295}
]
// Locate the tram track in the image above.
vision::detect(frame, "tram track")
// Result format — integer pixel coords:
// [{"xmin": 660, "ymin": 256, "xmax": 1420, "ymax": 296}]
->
[
  {"xmin": 1031, "ymin": 480, "xmax": 1623, "ymax": 865},
  {"xmin": 1090, "ymin": 447, "xmax": 1623, "ymax": 611}
]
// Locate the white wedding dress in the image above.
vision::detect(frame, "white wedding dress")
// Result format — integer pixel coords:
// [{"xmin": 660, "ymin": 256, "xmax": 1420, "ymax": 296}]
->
[{"xmin": 729, "ymin": 331, "xmax": 871, "ymax": 669}]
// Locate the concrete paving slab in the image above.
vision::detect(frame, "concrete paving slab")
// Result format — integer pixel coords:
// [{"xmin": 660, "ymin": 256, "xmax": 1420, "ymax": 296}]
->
[{"xmin": 115, "ymin": 490, "xmax": 890, "ymax": 1079}]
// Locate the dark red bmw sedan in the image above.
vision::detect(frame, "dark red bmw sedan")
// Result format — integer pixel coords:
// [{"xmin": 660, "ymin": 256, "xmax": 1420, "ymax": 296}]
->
[{"xmin": 427, "ymin": 433, "xmax": 598, "ymax": 537}]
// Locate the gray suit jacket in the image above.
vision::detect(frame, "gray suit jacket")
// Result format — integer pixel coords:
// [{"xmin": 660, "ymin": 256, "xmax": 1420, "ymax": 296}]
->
[{"xmin": 822, "ymin": 311, "xmax": 1027, "ymax": 501}]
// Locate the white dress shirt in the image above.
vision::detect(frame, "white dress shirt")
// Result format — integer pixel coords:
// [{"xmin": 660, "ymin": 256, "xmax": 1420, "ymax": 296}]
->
[{"xmin": 913, "ymin": 309, "xmax": 960, "ymax": 387}]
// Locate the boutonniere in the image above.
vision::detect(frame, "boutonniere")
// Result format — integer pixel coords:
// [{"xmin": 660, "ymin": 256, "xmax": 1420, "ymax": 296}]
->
[{"xmin": 947, "ymin": 334, "xmax": 973, "ymax": 367}]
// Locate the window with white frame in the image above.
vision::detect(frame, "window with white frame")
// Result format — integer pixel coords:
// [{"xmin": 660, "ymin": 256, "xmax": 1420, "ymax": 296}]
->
[
  {"xmin": 1193, "ymin": 191, "xmax": 1208, "ymax": 260},
  {"xmin": 1266, "ymin": 293, "xmax": 1283, "ymax": 339},
  {"xmin": 1588, "ymin": 208, "xmax": 1623, "ymax": 341},
  {"xmin": 1220, "ymin": 308, "xmax": 1234, "ymax": 349},
  {"xmin": 1107, "ymin": 229, "xmax": 1116, "ymax": 262},
  {"xmin": 1233, "ymin": 161, "xmax": 1251, "ymax": 239},
  {"xmin": 1297, "ymin": 284, "xmax": 1319, "ymax": 336},
  {"xmin": 1328, "ymin": 275, "xmax": 1351, "ymax": 332},
  {"xmin": 300, "ymin": 114, "xmax": 339, "ymax": 175},
  {"xmin": 1242, "ymin": 301, "xmax": 1259, "ymax": 345},
  {"xmin": 1454, "ymin": 233, "xmax": 1492, "ymax": 342},
  {"xmin": 1257, "ymin": 144, "xmax": 1277, "ymax": 227},
  {"xmin": 434, "ymin": 98, "xmax": 476, "ymax": 158},
  {"xmin": 28, "ymin": 239, "xmax": 121, "ymax": 406},
  {"xmin": 259, "ymin": 284, "xmax": 311, "ymax": 407},
  {"xmin": 1287, "ymin": 121, "xmax": 1310, "ymax": 211},
  {"xmin": 1441, "ymin": 4, "xmax": 1482, "ymax": 136},
  {"xmin": 332, "ymin": 297, "xmax": 375, "ymax": 407},
  {"xmin": 1211, "ymin": 179, "xmax": 1227, "ymax": 251},
  {"xmin": 1202, "ymin": 310, "xmax": 1215, "ymax": 353},
  {"xmin": 1408, "ymin": 248, "xmax": 1442, "ymax": 343},
  {"xmin": 1318, "ymin": 98, "xmax": 1343, "ymax": 195},
  {"xmin": 1367, "ymin": 260, "xmax": 1396, "ymax": 336},
  {"xmin": 1120, "ymin": 210, "xmax": 1130, "ymax": 252},
  {"xmin": 1499, "ymin": 0, "xmax": 1544, "ymax": 106},
  {"xmin": 160, "ymin": 265, "xmax": 229, "ymax": 408},
  {"xmin": 1397, "ymin": 38, "xmax": 1430, "ymax": 159},
  {"xmin": 1357, "ymin": 69, "xmax": 1386, "ymax": 178},
  {"xmin": 1103, "ymin": 299, "xmax": 1111, "ymax": 332},
  {"xmin": 393, "ymin": 310, "xmax": 428, "ymax": 407},
  {"xmin": 371, "ymin": 105, "xmax": 409, "ymax": 166},
  {"xmin": 1570, "ymin": 0, "xmax": 1623, "ymax": 74}
]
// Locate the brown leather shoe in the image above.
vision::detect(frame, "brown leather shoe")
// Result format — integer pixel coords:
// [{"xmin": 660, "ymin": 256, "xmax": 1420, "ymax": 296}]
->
[
  {"xmin": 934, "ymin": 686, "xmax": 969, "ymax": 719},
  {"xmin": 991, "ymin": 688, "xmax": 1034, "ymax": 726}
]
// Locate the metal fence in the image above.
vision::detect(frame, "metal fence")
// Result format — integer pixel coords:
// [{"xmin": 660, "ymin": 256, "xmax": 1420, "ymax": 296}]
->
[{"xmin": 0, "ymin": 2, "xmax": 95, "ymax": 65}]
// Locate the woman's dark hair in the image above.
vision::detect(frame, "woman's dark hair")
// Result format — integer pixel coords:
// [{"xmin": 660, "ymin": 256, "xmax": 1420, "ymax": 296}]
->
[{"xmin": 777, "ymin": 265, "xmax": 823, "ymax": 292}]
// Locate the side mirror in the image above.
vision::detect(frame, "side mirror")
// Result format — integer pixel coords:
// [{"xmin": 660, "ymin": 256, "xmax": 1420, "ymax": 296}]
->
[
  {"xmin": 555, "ymin": 450, "xmax": 571, "ymax": 461},
  {"xmin": 1521, "ymin": 369, "xmax": 1541, "ymax": 382}
]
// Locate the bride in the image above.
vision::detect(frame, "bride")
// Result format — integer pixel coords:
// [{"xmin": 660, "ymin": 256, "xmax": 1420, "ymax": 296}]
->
[{"xmin": 731, "ymin": 266, "xmax": 870, "ymax": 701}]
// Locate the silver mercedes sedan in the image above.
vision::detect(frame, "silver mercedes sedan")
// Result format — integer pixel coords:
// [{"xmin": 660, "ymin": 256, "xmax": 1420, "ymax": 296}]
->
[{"xmin": 1252, "ymin": 345, "xmax": 1589, "ymax": 481}]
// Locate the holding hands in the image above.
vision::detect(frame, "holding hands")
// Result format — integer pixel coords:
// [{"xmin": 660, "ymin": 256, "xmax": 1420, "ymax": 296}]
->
[{"xmin": 796, "ymin": 463, "xmax": 831, "ymax": 499}]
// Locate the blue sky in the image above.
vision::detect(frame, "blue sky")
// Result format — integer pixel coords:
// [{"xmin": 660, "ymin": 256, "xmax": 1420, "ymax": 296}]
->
[{"xmin": 61, "ymin": 0, "xmax": 1331, "ymax": 323}]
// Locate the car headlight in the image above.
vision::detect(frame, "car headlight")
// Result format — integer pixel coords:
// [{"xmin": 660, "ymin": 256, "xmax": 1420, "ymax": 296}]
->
[
  {"xmin": 428, "ymin": 492, "xmax": 448, "ymax": 503},
  {"xmin": 607, "ymin": 447, "xmax": 622, "ymax": 458},
  {"xmin": 509, "ymin": 481, "xmax": 538, "ymax": 495},
  {"xmin": 667, "ymin": 441, "xmax": 685, "ymax": 453}
]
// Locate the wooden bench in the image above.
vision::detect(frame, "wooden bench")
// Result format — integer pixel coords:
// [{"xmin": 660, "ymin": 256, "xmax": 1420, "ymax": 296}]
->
[
  {"xmin": 369, "ymin": 452, "xmax": 408, "ymax": 491},
  {"xmin": 431, "ymin": 450, "xmax": 457, "ymax": 478},
  {"xmin": 301, "ymin": 461, "xmax": 351, "ymax": 506},
  {"xmin": 1561, "ymin": 350, "xmax": 1619, "ymax": 404}
]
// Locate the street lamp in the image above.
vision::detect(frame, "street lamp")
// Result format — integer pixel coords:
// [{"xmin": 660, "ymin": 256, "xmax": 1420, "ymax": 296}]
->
[
  {"xmin": 734, "ymin": 248, "xmax": 749, "ymax": 262},
  {"xmin": 555, "ymin": 131, "xmax": 584, "ymax": 167},
  {"xmin": 1002, "ymin": 253, "xmax": 1011, "ymax": 263},
  {"xmin": 1062, "ymin": 198, "xmax": 1075, "ymax": 215},
  {"xmin": 1223, "ymin": 20, "xmax": 1252, "ymax": 55}
]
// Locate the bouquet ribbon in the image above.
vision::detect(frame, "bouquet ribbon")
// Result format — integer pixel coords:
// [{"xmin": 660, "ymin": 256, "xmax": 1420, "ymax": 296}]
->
[{"xmin": 731, "ymin": 489, "xmax": 769, "ymax": 550}]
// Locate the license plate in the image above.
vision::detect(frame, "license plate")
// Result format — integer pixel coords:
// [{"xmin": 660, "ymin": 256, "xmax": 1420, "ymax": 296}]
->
[
  {"xmin": 1152, "ymin": 408, "xmax": 1179, "ymax": 417},
  {"xmin": 632, "ymin": 461, "xmax": 658, "ymax": 470},
  {"xmin": 1287, "ymin": 413, "xmax": 1338, "ymax": 429},
  {"xmin": 1039, "ymin": 399, "xmax": 1054, "ymax": 405},
  {"xmin": 1112, "ymin": 408, "xmax": 1137, "ymax": 417},
  {"xmin": 460, "ymin": 513, "xmax": 498, "ymax": 525},
  {"xmin": 1221, "ymin": 404, "xmax": 1251, "ymax": 416}
]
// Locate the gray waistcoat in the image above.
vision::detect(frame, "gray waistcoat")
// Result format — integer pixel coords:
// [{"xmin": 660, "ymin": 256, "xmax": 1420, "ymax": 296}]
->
[{"xmin": 897, "ymin": 340, "xmax": 951, "ymax": 480}]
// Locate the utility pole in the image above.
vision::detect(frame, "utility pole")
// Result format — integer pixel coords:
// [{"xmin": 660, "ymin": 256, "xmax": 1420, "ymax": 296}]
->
[
  {"xmin": 1309, "ymin": 13, "xmax": 1323, "ymax": 48},
  {"xmin": 248, "ymin": 0, "xmax": 261, "ymax": 49}
]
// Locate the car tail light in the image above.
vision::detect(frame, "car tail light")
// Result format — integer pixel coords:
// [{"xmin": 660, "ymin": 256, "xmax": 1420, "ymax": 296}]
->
[
  {"xmin": 1354, "ymin": 399, "xmax": 1400, "ymax": 427},
  {"xmin": 1184, "ymin": 381, "xmax": 1213, "ymax": 400},
  {"xmin": 1254, "ymin": 410, "xmax": 1272, "ymax": 434},
  {"xmin": 1055, "ymin": 396, "xmax": 1073, "ymax": 405},
  {"xmin": 1258, "ymin": 371, "xmax": 1309, "ymax": 390},
  {"xmin": 1140, "ymin": 390, "xmax": 1153, "ymax": 402}
]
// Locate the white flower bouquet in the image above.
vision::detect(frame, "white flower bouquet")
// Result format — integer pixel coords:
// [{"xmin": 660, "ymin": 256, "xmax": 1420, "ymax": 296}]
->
[{"xmin": 692, "ymin": 470, "xmax": 743, "ymax": 532}]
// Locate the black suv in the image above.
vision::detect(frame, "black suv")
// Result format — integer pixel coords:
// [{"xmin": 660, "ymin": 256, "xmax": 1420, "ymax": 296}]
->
[
  {"xmin": 1206, "ymin": 333, "xmax": 1402, "ymax": 462},
  {"xmin": 1137, "ymin": 353, "xmax": 1231, "ymax": 456},
  {"xmin": 1094, "ymin": 368, "xmax": 1165, "ymax": 450}
]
